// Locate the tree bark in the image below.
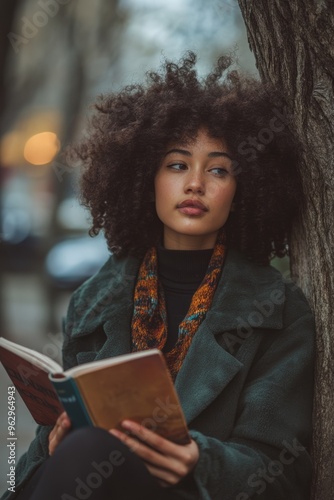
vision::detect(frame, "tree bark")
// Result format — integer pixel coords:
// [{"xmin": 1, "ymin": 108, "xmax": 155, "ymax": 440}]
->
[{"xmin": 237, "ymin": 1, "xmax": 334, "ymax": 498}]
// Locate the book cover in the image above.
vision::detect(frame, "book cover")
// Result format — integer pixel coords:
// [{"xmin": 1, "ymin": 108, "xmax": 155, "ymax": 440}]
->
[
  {"xmin": 0, "ymin": 338, "xmax": 190, "ymax": 444},
  {"xmin": 63, "ymin": 351, "xmax": 189, "ymax": 444},
  {"xmin": 0, "ymin": 346, "xmax": 64, "ymax": 426}
]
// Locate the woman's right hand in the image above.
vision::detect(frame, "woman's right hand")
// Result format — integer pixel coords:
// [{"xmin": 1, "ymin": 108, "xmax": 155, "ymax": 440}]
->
[{"xmin": 48, "ymin": 412, "xmax": 71, "ymax": 456}]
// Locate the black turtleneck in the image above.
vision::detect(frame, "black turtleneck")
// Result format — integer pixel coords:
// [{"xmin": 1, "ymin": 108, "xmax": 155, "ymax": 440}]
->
[{"xmin": 157, "ymin": 246, "xmax": 213, "ymax": 353}]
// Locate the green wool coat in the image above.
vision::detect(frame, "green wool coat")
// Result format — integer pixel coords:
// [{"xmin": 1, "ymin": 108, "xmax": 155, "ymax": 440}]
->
[{"xmin": 2, "ymin": 249, "xmax": 315, "ymax": 500}]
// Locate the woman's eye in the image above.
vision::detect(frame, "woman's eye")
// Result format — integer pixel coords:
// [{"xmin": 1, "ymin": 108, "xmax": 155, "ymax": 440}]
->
[
  {"xmin": 167, "ymin": 163, "xmax": 187, "ymax": 171},
  {"xmin": 209, "ymin": 167, "xmax": 229, "ymax": 177}
]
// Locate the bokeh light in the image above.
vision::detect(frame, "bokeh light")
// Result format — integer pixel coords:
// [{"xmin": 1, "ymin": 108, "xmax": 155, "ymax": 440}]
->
[{"xmin": 23, "ymin": 131, "xmax": 60, "ymax": 165}]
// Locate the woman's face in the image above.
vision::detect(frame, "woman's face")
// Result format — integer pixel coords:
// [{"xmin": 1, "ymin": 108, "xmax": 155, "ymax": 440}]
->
[{"xmin": 154, "ymin": 129, "xmax": 237, "ymax": 250}]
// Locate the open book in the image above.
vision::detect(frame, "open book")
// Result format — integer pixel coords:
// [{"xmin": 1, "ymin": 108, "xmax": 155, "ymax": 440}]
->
[{"xmin": 0, "ymin": 337, "xmax": 190, "ymax": 445}]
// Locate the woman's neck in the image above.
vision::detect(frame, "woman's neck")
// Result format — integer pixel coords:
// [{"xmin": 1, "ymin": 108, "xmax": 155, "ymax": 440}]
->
[
  {"xmin": 162, "ymin": 229, "xmax": 218, "ymax": 250},
  {"xmin": 157, "ymin": 246, "xmax": 213, "ymax": 285}
]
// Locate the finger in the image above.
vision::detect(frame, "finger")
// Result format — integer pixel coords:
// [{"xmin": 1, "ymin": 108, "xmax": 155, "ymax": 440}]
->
[
  {"xmin": 145, "ymin": 462, "xmax": 181, "ymax": 486},
  {"xmin": 109, "ymin": 429, "xmax": 183, "ymax": 477},
  {"xmin": 118, "ymin": 421, "xmax": 197, "ymax": 474},
  {"xmin": 55, "ymin": 412, "xmax": 68, "ymax": 426},
  {"xmin": 121, "ymin": 421, "xmax": 199, "ymax": 472},
  {"xmin": 58, "ymin": 412, "xmax": 71, "ymax": 428},
  {"xmin": 49, "ymin": 412, "xmax": 70, "ymax": 437},
  {"xmin": 120, "ymin": 420, "xmax": 181, "ymax": 457},
  {"xmin": 48, "ymin": 418, "xmax": 71, "ymax": 455},
  {"xmin": 158, "ymin": 480, "xmax": 170, "ymax": 488},
  {"xmin": 49, "ymin": 413, "xmax": 71, "ymax": 441}
]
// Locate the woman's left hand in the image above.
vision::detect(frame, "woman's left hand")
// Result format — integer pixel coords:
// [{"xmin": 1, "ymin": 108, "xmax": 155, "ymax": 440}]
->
[{"xmin": 110, "ymin": 420, "xmax": 199, "ymax": 487}]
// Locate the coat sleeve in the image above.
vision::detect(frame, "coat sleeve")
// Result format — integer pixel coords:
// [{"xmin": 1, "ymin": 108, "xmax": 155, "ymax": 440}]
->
[{"xmin": 172, "ymin": 312, "xmax": 315, "ymax": 500}]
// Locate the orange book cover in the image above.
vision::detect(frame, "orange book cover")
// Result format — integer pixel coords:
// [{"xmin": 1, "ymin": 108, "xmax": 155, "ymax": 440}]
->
[
  {"xmin": 0, "ymin": 338, "xmax": 190, "ymax": 444},
  {"xmin": 72, "ymin": 351, "xmax": 190, "ymax": 444}
]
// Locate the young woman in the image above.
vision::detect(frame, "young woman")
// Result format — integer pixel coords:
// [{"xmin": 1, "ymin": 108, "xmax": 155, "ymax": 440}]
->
[{"xmin": 5, "ymin": 53, "xmax": 314, "ymax": 500}]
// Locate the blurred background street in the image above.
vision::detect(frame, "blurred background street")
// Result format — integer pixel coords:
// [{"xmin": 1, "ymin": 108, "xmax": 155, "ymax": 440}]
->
[{"xmin": 0, "ymin": 0, "xmax": 259, "ymax": 492}]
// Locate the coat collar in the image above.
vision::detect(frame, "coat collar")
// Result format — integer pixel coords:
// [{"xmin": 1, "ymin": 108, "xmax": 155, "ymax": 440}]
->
[
  {"xmin": 70, "ymin": 247, "xmax": 285, "ymax": 337},
  {"xmin": 208, "ymin": 247, "xmax": 285, "ymax": 332},
  {"xmin": 70, "ymin": 254, "xmax": 139, "ymax": 338},
  {"xmin": 68, "ymin": 248, "xmax": 286, "ymax": 424}
]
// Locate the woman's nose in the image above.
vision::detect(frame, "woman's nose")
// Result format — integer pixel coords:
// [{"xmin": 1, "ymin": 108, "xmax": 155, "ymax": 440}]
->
[{"xmin": 184, "ymin": 170, "xmax": 205, "ymax": 194}]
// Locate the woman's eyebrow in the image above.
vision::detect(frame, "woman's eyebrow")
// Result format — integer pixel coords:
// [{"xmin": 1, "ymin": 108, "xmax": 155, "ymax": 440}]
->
[
  {"xmin": 164, "ymin": 149, "xmax": 232, "ymax": 160},
  {"xmin": 208, "ymin": 151, "xmax": 233, "ymax": 160},
  {"xmin": 165, "ymin": 148, "xmax": 191, "ymax": 157}
]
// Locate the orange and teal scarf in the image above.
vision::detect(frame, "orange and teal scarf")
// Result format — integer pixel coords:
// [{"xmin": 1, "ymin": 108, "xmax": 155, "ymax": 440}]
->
[{"xmin": 131, "ymin": 231, "xmax": 226, "ymax": 380}]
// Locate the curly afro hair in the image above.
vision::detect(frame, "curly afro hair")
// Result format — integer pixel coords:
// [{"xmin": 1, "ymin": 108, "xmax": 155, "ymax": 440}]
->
[{"xmin": 69, "ymin": 52, "xmax": 303, "ymax": 265}]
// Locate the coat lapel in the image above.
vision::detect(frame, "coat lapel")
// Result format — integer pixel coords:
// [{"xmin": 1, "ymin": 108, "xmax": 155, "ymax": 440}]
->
[
  {"xmin": 175, "ymin": 319, "xmax": 243, "ymax": 423},
  {"xmin": 95, "ymin": 257, "xmax": 139, "ymax": 360},
  {"xmin": 208, "ymin": 248, "xmax": 286, "ymax": 332},
  {"xmin": 94, "ymin": 305, "xmax": 133, "ymax": 360},
  {"xmin": 70, "ymin": 254, "xmax": 139, "ymax": 360}
]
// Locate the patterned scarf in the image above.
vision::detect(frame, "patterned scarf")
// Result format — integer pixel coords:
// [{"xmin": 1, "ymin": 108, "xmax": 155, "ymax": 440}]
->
[{"xmin": 131, "ymin": 231, "xmax": 226, "ymax": 380}]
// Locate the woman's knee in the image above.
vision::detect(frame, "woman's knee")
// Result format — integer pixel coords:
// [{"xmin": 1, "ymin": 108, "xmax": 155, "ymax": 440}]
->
[
  {"xmin": 55, "ymin": 427, "xmax": 111, "ymax": 452},
  {"xmin": 53, "ymin": 426, "xmax": 132, "ymax": 471}
]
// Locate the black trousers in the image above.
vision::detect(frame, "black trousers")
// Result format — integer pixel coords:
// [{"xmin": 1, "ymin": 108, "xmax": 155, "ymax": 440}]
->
[{"xmin": 16, "ymin": 427, "xmax": 178, "ymax": 500}]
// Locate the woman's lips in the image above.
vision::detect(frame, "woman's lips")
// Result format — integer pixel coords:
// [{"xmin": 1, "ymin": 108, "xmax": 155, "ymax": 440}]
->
[{"xmin": 177, "ymin": 199, "xmax": 208, "ymax": 216}]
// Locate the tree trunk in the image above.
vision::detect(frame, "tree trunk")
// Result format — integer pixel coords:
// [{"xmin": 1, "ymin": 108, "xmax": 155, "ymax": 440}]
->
[{"xmin": 237, "ymin": 1, "xmax": 334, "ymax": 498}]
